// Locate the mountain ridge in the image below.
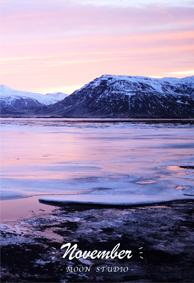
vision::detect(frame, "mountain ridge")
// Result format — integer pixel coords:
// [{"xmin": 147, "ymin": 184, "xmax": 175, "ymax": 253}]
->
[
  {"xmin": 37, "ymin": 74, "xmax": 194, "ymax": 118},
  {"xmin": 1, "ymin": 75, "xmax": 194, "ymax": 117}
]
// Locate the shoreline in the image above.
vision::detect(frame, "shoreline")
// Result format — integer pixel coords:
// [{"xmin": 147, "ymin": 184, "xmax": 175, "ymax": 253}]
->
[
  {"xmin": 1, "ymin": 194, "xmax": 194, "ymax": 222},
  {"xmin": 0, "ymin": 196, "xmax": 58, "ymax": 223},
  {"xmin": 1, "ymin": 117, "xmax": 194, "ymax": 124},
  {"xmin": 1, "ymin": 199, "xmax": 194, "ymax": 282}
]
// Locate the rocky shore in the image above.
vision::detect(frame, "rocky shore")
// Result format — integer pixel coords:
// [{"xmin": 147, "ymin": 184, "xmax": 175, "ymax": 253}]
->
[{"xmin": 1, "ymin": 200, "xmax": 194, "ymax": 282}]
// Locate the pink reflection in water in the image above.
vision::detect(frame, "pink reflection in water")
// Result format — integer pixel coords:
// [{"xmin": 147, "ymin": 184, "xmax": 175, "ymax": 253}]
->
[{"xmin": 0, "ymin": 196, "xmax": 57, "ymax": 222}]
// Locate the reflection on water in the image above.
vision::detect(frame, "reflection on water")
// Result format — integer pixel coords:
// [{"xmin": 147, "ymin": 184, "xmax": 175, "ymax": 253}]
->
[
  {"xmin": 168, "ymin": 166, "xmax": 182, "ymax": 171},
  {"xmin": 0, "ymin": 196, "xmax": 57, "ymax": 221},
  {"xmin": 136, "ymin": 181, "xmax": 156, "ymax": 184},
  {"xmin": 0, "ymin": 118, "xmax": 194, "ymax": 207},
  {"xmin": 176, "ymin": 186, "xmax": 184, "ymax": 190}
]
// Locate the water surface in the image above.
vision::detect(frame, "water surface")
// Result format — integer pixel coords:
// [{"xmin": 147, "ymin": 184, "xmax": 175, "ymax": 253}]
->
[{"xmin": 1, "ymin": 118, "xmax": 194, "ymax": 204}]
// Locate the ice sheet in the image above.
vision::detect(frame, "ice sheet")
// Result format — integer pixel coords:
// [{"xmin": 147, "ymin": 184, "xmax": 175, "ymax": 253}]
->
[
  {"xmin": 39, "ymin": 194, "xmax": 194, "ymax": 206},
  {"xmin": 1, "ymin": 118, "xmax": 194, "ymax": 204}
]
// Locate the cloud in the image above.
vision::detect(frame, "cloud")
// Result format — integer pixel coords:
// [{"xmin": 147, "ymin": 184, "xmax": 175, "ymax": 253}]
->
[
  {"xmin": 168, "ymin": 70, "xmax": 194, "ymax": 76},
  {"xmin": 1, "ymin": 1, "xmax": 194, "ymax": 37},
  {"xmin": 0, "ymin": 0, "xmax": 194, "ymax": 93}
]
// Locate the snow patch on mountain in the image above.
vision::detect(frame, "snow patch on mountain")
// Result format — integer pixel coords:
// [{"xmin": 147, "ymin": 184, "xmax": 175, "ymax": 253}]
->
[
  {"xmin": 87, "ymin": 74, "xmax": 194, "ymax": 96},
  {"xmin": 45, "ymin": 92, "xmax": 68, "ymax": 102}
]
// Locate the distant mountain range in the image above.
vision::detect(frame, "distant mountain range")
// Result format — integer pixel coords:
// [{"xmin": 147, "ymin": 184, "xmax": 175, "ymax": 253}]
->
[
  {"xmin": 0, "ymin": 85, "xmax": 68, "ymax": 116},
  {"xmin": 1, "ymin": 75, "xmax": 194, "ymax": 118}
]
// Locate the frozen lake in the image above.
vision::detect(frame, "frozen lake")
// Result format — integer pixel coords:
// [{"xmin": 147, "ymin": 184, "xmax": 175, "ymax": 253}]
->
[{"xmin": 1, "ymin": 118, "xmax": 194, "ymax": 205}]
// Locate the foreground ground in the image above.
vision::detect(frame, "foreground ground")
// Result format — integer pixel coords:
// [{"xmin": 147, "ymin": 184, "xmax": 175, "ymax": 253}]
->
[{"xmin": 1, "ymin": 201, "xmax": 194, "ymax": 282}]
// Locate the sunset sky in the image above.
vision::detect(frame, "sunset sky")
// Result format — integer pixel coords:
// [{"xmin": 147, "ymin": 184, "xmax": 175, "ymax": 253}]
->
[{"xmin": 0, "ymin": 0, "xmax": 194, "ymax": 94}]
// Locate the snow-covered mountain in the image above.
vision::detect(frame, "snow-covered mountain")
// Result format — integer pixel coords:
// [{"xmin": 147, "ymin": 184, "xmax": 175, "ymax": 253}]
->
[
  {"xmin": 0, "ymin": 85, "xmax": 68, "ymax": 115},
  {"xmin": 40, "ymin": 75, "xmax": 194, "ymax": 118},
  {"xmin": 45, "ymin": 92, "xmax": 69, "ymax": 102},
  {"xmin": 1, "ymin": 75, "xmax": 194, "ymax": 117}
]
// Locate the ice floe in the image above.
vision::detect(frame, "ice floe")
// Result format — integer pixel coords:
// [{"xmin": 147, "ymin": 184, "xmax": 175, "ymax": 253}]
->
[{"xmin": 39, "ymin": 194, "xmax": 194, "ymax": 207}]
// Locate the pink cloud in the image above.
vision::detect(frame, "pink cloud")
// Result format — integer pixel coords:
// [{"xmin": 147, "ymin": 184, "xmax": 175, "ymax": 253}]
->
[
  {"xmin": 0, "ymin": 0, "xmax": 194, "ymax": 93},
  {"xmin": 1, "ymin": 3, "xmax": 194, "ymax": 35}
]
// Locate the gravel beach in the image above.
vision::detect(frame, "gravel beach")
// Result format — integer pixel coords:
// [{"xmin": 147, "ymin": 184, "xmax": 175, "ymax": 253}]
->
[{"xmin": 1, "ymin": 200, "xmax": 194, "ymax": 282}]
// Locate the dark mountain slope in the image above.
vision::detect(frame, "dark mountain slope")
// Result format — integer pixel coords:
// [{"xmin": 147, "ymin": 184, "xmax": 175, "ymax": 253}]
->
[{"xmin": 38, "ymin": 75, "xmax": 194, "ymax": 118}]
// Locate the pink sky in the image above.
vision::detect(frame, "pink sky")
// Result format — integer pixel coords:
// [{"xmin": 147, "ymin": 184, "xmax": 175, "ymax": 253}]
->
[{"xmin": 0, "ymin": 0, "xmax": 194, "ymax": 94}]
